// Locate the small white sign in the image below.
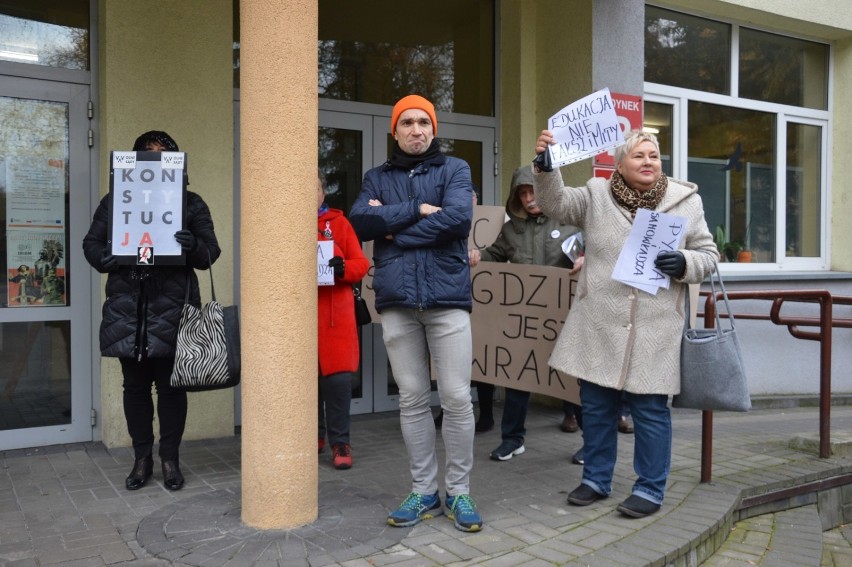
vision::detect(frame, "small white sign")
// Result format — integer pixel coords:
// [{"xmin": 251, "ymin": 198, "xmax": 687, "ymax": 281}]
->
[
  {"xmin": 160, "ymin": 152, "xmax": 185, "ymax": 169},
  {"xmin": 317, "ymin": 240, "xmax": 335, "ymax": 286},
  {"xmin": 112, "ymin": 151, "xmax": 136, "ymax": 169},
  {"xmin": 547, "ymin": 88, "xmax": 625, "ymax": 168},
  {"xmin": 611, "ymin": 208, "xmax": 688, "ymax": 295}
]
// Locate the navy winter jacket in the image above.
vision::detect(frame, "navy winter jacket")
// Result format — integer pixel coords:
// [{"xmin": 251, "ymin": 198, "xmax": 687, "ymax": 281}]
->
[{"xmin": 349, "ymin": 153, "xmax": 473, "ymax": 313}]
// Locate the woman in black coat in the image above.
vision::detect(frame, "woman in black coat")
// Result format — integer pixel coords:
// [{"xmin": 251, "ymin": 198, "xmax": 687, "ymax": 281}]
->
[{"xmin": 83, "ymin": 131, "xmax": 220, "ymax": 491}]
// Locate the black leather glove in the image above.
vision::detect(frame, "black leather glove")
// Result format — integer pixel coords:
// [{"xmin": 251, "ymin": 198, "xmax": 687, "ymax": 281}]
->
[
  {"xmin": 532, "ymin": 148, "xmax": 553, "ymax": 173},
  {"xmin": 655, "ymin": 251, "xmax": 686, "ymax": 278},
  {"xmin": 328, "ymin": 256, "xmax": 345, "ymax": 278},
  {"xmin": 174, "ymin": 230, "xmax": 196, "ymax": 252},
  {"xmin": 101, "ymin": 248, "xmax": 118, "ymax": 272}
]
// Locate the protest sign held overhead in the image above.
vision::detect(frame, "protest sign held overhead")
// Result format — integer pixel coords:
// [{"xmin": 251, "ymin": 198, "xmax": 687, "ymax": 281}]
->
[
  {"xmin": 547, "ymin": 88, "xmax": 625, "ymax": 168},
  {"xmin": 109, "ymin": 150, "xmax": 187, "ymax": 265}
]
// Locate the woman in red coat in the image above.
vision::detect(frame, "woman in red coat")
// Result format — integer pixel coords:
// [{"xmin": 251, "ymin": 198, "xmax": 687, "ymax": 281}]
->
[{"xmin": 317, "ymin": 171, "xmax": 370, "ymax": 469}]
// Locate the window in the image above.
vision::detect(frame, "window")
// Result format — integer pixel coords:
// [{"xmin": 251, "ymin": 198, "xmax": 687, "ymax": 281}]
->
[
  {"xmin": 317, "ymin": 0, "xmax": 494, "ymax": 116},
  {"xmin": 645, "ymin": 6, "xmax": 730, "ymax": 95},
  {"xmin": 645, "ymin": 6, "xmax": 829, "ymax": 269},
  {"xmin": 739, "ymin": 28, "xmax": 828, "ymax": 110},
  {"xmin": 0, "ymin": 1, "xmax": 89, "ymax": 70}
]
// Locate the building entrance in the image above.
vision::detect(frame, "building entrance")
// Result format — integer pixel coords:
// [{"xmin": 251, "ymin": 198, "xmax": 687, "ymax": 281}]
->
[{"xmin": 0, "ymin": 76, "xmax": 95, "ymax": 450}]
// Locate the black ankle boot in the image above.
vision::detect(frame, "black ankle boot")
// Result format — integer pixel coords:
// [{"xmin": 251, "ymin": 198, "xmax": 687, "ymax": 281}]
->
[
  {"xmin": 161, "ymin": 460, "xmax": 185, "ymax": 491},
  {"xmin": 125, "ymin": 456, "xmax": 153, "ymax": 490}
]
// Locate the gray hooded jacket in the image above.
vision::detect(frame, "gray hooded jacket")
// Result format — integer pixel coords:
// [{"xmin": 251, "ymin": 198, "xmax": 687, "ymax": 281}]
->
[{"xmin": 479, "ymin": 165, "xmax": 581, "ymax": 268}]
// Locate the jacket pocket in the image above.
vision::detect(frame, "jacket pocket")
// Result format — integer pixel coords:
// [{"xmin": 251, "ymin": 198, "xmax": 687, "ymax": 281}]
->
[{"xmin": 372, "ymin": 255, "xmax": 406, "ymax": 304}]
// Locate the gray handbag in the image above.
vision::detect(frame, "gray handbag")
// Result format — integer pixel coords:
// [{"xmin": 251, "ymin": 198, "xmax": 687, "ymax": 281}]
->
[{"xmin": 672, "ymin": 265, "xmax": 751, "ymax": 412}]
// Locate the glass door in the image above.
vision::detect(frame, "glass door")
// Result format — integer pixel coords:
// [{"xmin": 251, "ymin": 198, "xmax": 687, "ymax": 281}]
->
[
  {"xmin": 318, "ymin": 110, "xmax": 375, "ymax": 415},
  {"xmin": 0, "ymin": 76, "xmax": 93, "ymax": 450}
]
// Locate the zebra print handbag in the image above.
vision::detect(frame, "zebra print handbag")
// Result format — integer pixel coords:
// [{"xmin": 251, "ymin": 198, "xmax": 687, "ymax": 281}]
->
[{"xmin": 170, "ymin": 260, "xmax": 241, "ymax": 391}]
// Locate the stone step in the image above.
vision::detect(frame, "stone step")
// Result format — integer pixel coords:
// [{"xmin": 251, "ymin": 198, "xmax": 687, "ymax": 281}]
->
[{"xmin": 702, "ymin": 505, "xmax": 823, "ymax": 566}]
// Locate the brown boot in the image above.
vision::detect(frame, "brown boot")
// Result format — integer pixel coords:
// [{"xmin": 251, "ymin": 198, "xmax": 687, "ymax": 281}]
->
[{"xmin": 560, "ymin": 414, "xmax": 579, "ymax": 433}]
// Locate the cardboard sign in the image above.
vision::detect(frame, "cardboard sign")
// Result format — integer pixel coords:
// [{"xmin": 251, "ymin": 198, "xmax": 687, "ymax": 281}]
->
[
  {"xmin": 108, "ymin": 151, "xmax": 187, "ymax": 265},
  {"xmin": 471, "ymin": 261, "xmax": 580, "ymax": 403},
  {"xmin": 547, "ymin": 88, "xmax": 624, "ymax": 167}
]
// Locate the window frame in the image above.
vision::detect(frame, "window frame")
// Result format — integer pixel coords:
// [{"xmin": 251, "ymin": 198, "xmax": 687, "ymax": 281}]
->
[{"xmin": 644, "ymin": 9, "xmax": 832, "ymax": 272}]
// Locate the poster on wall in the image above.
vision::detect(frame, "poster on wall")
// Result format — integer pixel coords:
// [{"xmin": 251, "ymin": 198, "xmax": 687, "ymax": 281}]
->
[
  {"xmin": 6, "ymin": 229, "xmax": 66, "ymax": 306},
  {"xmin": 109, "ymin": 150, "xmax": 187, "ymax": 265},
  {"xmin": 4, "ymin": 156, "xmax": 68, "ymax": 307},
  {"xmin": 5, "ymin": 156, "xmax": 65, "ymax": 229}
]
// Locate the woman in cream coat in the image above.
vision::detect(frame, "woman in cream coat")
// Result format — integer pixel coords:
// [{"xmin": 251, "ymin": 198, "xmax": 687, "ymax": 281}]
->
[{"xmin": 532, "ymin": 129, "xmax": 718, "ymax": 518}]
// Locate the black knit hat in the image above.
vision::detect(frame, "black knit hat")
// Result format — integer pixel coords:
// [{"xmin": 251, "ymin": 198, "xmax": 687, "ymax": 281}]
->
[{"xmin": 132, "ymin": 130, "xmax": 179, "ymax": 152}]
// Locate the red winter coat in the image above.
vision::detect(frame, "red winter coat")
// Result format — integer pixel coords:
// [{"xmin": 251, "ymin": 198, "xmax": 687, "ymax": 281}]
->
[{"xmin": 318, "ymin": 207, "xmax": 370, "ymax": 376}]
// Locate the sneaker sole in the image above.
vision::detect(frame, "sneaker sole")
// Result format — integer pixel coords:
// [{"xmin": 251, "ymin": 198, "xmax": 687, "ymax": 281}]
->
[
  {"xmin": 567, "ymin": 491, "xmax": 606, "ymax": 506},
  {"xmin": 386, "ymin": 507, "xmax": 443, "ymax": 527},
  {"xmin": 490, "ymin": 445, "xmax": 525, "ymax": 461},
  {"xmin": 449, "ymin": 517, "xmax": 482, "ymax": 532}
]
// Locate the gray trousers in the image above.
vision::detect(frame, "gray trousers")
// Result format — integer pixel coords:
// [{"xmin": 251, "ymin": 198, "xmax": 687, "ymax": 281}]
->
[{"xmin": 381, "ymin": 308, "xmax": 474, "ymax": 497}]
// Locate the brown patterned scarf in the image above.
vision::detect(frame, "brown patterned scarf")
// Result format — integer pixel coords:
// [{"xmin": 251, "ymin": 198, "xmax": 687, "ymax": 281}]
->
[{"xmin": 609, "ymin": 171, "xmax": 668, "ymax": 218}]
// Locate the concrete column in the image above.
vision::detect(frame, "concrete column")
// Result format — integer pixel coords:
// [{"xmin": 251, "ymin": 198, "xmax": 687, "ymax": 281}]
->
[{"xmin": 240, "ymin": 0, "xmax": 318, "ymax": 529}]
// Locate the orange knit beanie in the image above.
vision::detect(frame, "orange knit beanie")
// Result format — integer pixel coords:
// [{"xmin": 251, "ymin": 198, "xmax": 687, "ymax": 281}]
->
[{"xmin": 391, "ymin": 94, "xmax": 438, "ymax": 136}]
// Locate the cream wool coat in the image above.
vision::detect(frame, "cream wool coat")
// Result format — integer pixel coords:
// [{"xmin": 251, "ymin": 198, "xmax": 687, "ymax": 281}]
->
[{"xmin": 533, "ymin": 167, "xmax": 719, "ymax": 395}]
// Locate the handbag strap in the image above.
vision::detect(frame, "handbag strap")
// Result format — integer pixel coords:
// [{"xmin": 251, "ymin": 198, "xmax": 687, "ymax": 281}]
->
[
  {"xmin": 684, "ymin": 260, "xmax": 736, "ymax": 333},
  {"xmin": 183, "ymin": 250, "xmax": 217, "ymax": 304}
]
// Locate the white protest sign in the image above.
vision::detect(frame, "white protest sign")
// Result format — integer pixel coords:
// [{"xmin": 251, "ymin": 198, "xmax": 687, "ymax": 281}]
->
[
  {"xmin": 317, "ymin": 240, "xmax": 335, "ymax": 285},
  {"xmin": 612, "ymin": 208, "xmax": 688, "ymax": 294},
  {"xmin": 111, "ymin": 152, "xmax": 185, "ymax": 263},
  {"xmin": 547, "ymin": 88, "xmax": 625, "ymax": 167}
]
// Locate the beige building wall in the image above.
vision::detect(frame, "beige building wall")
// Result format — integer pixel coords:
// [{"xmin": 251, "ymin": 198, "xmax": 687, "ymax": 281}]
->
[
  {"xmin": 831, "ymin": 38, "xmax": 852, "ymax": 272},
  {"xmin": 96, "ymin": 0, "xmax": 236, "ymax": 448},
  {"xmin": 499, "ymin": 0, "xmax": 595, "ymax": 204}
]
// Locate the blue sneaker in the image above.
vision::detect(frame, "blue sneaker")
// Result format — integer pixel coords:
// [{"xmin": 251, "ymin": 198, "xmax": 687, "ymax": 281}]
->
[
  {"xmin": 387, "ymin": 491, "xmax": 443, "ymax": 527},
  {"xmin": 445, "ymin": 494, "xmax": 483, "ymax": 532}
]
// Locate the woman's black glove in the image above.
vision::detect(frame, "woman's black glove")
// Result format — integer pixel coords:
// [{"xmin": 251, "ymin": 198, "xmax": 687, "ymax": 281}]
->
[
  {"xmin": 655, "ymin": 251, "xmax": 686, "ymax": 278},
  {"xmin": 328, "ymin": 256, "xmax": 345, "ymax": 278},
  {"xmin": 101, "ymin": 248, "xmax": 119, "ymax": 272},
  {"xmin": 174, "ymin": 230, "xmax": 196, "ymax": 252},
  {"xmin": 532, "ymin": 148, "xmax": 553, "ymax": 173}
]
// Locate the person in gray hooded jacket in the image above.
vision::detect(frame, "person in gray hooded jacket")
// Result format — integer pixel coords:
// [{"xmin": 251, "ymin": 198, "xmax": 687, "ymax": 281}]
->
[{"xmin": 469, "ymin": 165, "xmax": 583, "ymax": 461}]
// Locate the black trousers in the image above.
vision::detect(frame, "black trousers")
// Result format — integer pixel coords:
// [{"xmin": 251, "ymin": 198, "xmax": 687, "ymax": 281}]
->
[
  {"xmin": 318, "ymin": 371, "xmax": 353, "ymax": 447},
  {"xmin": 120, "ymin": 357, "xmax": 187, "ymax": 461}
]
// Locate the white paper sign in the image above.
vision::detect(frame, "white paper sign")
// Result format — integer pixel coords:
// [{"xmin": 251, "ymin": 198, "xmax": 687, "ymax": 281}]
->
[
  {"xmin": 611, "ymin": 208, "xmax": 688, "ymax": 295},
  {"xmin": 317, "ymin": 240, "xmax": 334, "ymax": 286},
  {"xmin": 547, "ymin": 88, "xmax": 625, "ymax": 167}
]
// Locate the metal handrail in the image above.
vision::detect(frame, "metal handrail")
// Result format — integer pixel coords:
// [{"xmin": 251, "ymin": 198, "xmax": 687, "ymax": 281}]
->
[{"xmin": 696, "ymin": 290, "xmax": 852, "ymax": 482}]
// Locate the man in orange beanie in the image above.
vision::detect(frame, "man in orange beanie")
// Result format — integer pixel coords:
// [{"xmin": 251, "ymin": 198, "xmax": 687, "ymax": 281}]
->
[
  {"xmin": 349, "ymin": 94, "xmax": 482, "ymax": 533},
  {"xmin": 390, "ymin": 94, "xmax": 439, "ymax": 137}
]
